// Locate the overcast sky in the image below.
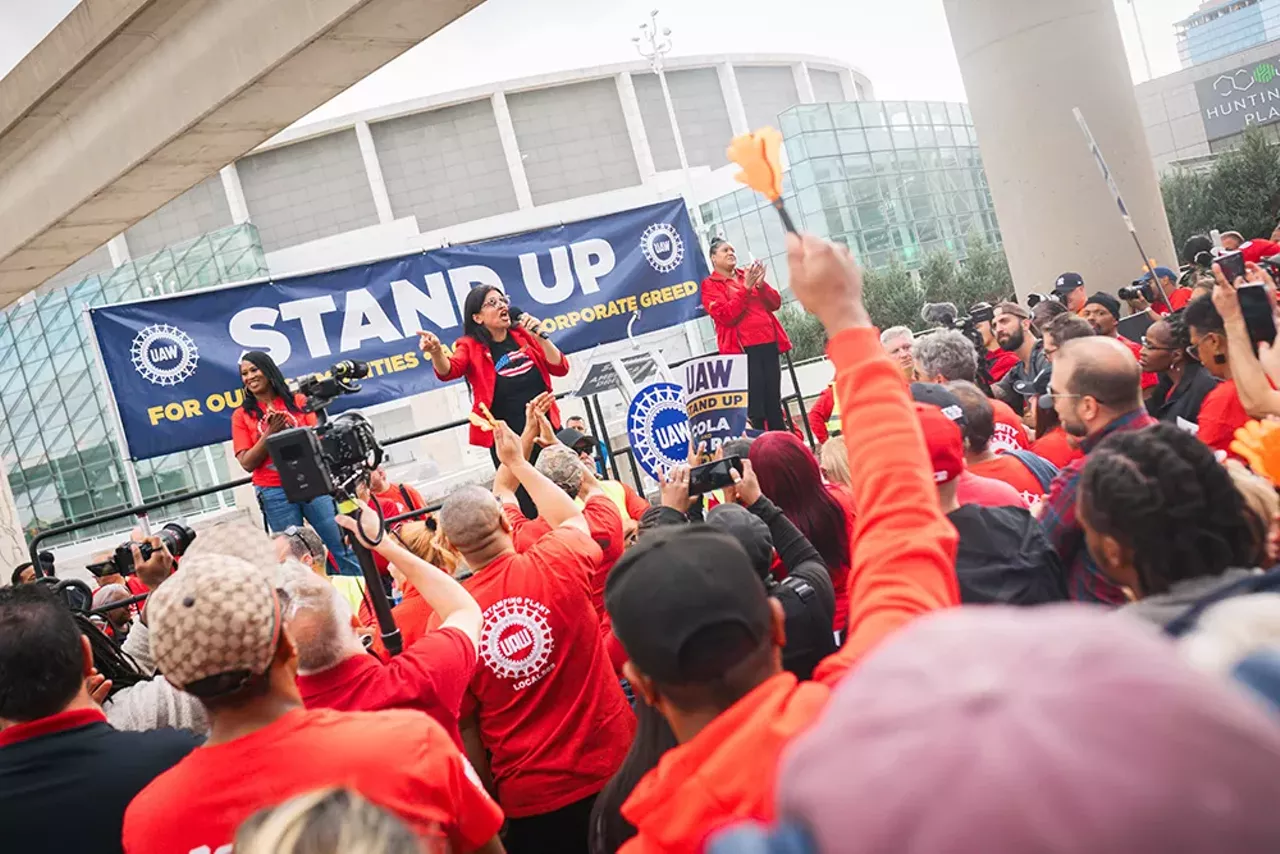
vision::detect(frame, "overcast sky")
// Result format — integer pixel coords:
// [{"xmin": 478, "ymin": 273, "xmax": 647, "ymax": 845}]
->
[{"xmin": 1, "ymin": 0, "xmax": 1207, "ymax": 126}]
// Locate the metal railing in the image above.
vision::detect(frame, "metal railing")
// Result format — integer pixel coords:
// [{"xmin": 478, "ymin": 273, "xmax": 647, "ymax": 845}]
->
[{"xmin": 29, "ymin": 353, "xmax": 828, "ymax": 568}]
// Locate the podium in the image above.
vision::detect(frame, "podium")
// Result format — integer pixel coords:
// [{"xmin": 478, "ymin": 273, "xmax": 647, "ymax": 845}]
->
[{"xmin": 572, "ymin": 349, "xmax": 675, "ymax": 493}]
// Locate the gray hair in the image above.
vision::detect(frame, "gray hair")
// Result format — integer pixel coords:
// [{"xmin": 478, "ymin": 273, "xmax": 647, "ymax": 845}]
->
[
  {"xmin": 272, "ymin": 560, "xmax": 353, "ymax": 674},
  {"xmin": 274, "ymin": 527, "xmax": 326, "ymax": 564},
  {"xmin": 536, "ymin": 445, "xmax": 586, "ymax": 497},
  {"xmin": 880, "ymin": 325, "xmax": 913, "ymax": 346},
  {"xmin": 912, "ymin": 330, "xmax": 978, "ymax": 383}
]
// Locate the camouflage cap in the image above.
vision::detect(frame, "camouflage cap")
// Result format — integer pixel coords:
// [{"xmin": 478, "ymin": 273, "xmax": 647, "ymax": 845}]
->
[{"xmin": 148, "ymin": 553, "xmax": 281, "ymax": 697}]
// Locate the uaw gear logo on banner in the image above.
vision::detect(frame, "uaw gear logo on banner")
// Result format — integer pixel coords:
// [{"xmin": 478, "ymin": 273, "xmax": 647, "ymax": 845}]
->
[
  {"xmin": 91, "ymin": 199, "xmax": 708, "ymax": 459},
  {"xmin": 683, "ymin": 354, "xmax": 748, "ymax": 451},
  {"xmin": 627, "ymin": 381, "xmax": 690, "ymax": 481}
]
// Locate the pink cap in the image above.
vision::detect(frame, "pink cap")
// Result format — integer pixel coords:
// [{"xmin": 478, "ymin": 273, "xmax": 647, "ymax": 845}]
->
[{"xmin": 778, "ymin": 606, "xmax": 1280, "ymax": 852}]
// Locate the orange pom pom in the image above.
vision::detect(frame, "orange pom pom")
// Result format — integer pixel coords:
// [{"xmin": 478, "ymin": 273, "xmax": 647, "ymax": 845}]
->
[{"xmin": 727, "ymin": 127, "xmax": 785, "ymax": 201}]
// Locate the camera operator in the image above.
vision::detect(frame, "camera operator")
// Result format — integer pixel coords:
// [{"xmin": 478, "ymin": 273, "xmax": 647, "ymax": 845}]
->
[
  {"xmin": 1122, "ymin": 266, "xmax": 1193, "ymax": 319},
  {"xmin": 0, "ymin": 584, "xmax": 200, "ymax": 854},
  {"xmin": 992, "ymin": 302, "xmax": 1049, "ymax": 415},
  {"xmin": 972, "ymin": 302, "xmax": 1019, "ymax": 382},
  {"xmin": 284, "ymin": 502, "xmax": 482, "ymax": 749},
  {"xmin": 719, "ymin": 461, "xmax": 838, "ymax": 679},
  {"xmin": 232, "ymin": 350, "xmax": 361, "ymax": 577},
  {"xmin": 649, "ymin": 459, "xmax": 838, "ymax": 680}
]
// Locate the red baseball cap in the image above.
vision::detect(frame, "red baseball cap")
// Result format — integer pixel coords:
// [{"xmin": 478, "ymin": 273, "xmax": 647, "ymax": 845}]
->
[{"xmin": 914, "ymin": 402, "xmax": 964, "ymax": 485}]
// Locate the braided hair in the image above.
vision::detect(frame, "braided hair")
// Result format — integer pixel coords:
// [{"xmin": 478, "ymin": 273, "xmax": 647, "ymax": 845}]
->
[
  {"xmin": 74, "ymin": 612, "xmax": 146, "ymax": 699},
  {"xmin": 1079, "ymin": 423, "xmax": 1265, "ymax": 597},
  {"xmin": 1164, "ymin": 308, "xmax": 1195, "ymax": 364}
]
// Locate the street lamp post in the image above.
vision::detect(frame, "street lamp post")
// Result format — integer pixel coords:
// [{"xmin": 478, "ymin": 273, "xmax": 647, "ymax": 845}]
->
[{"xmin": 633, "ymin": 9, "xmax": 706, "ymax": 236}]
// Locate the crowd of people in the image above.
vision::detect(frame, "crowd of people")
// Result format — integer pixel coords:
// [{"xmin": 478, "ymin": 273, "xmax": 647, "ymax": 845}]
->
[{"xmin": 7, "ymin": 228, "xmax": 1280, "ymax": 854}]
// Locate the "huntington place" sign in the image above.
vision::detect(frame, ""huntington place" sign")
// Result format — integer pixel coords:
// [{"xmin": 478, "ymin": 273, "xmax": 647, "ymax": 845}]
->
[{"xmin": 1195, "ymin": 57, "xmax": 1280, "ymax": 142}]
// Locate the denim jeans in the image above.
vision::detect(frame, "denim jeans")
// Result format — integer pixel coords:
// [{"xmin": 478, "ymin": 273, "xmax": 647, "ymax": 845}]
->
[{"xmin": 256, "ymin": 486, "xmax": 361, "ymax": 576}]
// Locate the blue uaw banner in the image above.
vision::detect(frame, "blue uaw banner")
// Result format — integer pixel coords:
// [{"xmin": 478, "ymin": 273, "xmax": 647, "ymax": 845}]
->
[
  {"xmin": 683, "ymin": 354, "xmax": 748, "ymax": 451},
  {"xmin": 91, "ymin": 199, "xmax": 708, "ymax": 459}
]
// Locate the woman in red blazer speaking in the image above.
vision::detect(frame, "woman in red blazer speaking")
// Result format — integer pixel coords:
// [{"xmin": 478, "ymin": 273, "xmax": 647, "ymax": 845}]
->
[
  {"xmin": 419, "ymin": 284, "xmax": 569, "ymax": 488},
  {"xmin": 701, "ymin": 237, "xmax": 792, "ymax": 432}
]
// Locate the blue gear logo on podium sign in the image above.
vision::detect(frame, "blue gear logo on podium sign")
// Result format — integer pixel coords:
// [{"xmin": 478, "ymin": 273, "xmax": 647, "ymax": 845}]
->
[
  {"xmin": 130, "ymin": 324, "xmax": 199, "ymax": 387},
  {"xmin": 627, "ymin": 381, "xmax": 691, "ymax": 480}
]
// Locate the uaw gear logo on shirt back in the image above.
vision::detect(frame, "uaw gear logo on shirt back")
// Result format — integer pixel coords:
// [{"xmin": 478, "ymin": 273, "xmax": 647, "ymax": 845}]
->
[
  {"xmin": 640, "ymin": 222, "xmax": 684, "ymax": 273},
  {"xmin": 479, "ymin": 597, "xmax": 555, "ymax": 689},
  {"xmin": 130, "ymin": 324, "xmax": 199, "ymax": 386},
  {"xmin": 990, "ymin": 423, "xmax": 1023, "ymax": 454}
]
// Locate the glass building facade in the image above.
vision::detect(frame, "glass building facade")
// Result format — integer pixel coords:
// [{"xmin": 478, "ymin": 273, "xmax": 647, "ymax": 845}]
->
[
  {"xmin": 698, "ymin": 100, "xmax": 1001, "ymax": 288},
  {"xmin": 1176, "ymin": 0, "xmax": 1280, "ymax": 69},
  {"xmin": 0, "ymin": 225, "xmax": 269, "ymax": 545}
]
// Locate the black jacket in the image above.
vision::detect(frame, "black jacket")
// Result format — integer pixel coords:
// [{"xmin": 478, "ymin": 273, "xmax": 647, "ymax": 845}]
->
[
  {"xmin": 0, "ymin": 711, "xmax": 199, "ymax": 854},
  {"xmin": 747, "ymin": 497, "xmax": 838, "ymax": 680},
  {"xmin": 1146, "ymin": 362, "xmax": 1221, "ymax": 426},
  {"xmin": 948, "ymin": 504, "xmax": 1067, "ymax": 605}
]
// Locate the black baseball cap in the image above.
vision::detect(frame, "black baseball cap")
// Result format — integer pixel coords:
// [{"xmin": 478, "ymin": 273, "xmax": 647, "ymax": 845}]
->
[
  {"xmin": 555, "ymin": 427, "xmax": 596, "ymax": 453},
  {"xmin": 1012, "ymin": 367, "xmax": 1053, "ymax": 409},
  {"xmin": 1053, "ymin": 273, "xmax": 1085, "ymax": 295},
  {"xmin": 706, "ymin": 503, "xmax": 774, "ymax": 580},
  {"xmin": 910, "ymin": 382, "xmax": 968, "ymax": 428},
  {"xmin": 605, "ymin": 526, "xmax": 772, "ymax": 685}
]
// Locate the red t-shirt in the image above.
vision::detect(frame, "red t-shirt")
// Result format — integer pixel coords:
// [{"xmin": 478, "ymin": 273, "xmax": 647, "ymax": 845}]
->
[
  {"xmin": 1197, "ymin": 379, "xmax": 1250, "ymax": 454},
  {"xmin": 1118, "ymin": 335, "xmax": 1158, "ymax": 390},
  {"xmin": 230, "ymin": 395, "xmax": 316, "ymax": 488},
  {"xmin": 989, "ymin": 400, "xmax": 1031, "ymax": 453},
  {"xmin": 969, "ymin": 455, "xmax": 1046, "ymax": 506},
  {"xmin": 296, "ymin": 626, "xmax": 476, "ymax": 748},
  {"xmin": 392, "ymin": 583, "xmax": 434, "ymax": 649},
  {"xmin": 826, "ymin": 483, "xmax": 857, "ymax": 633},
  {"xmin": 122, "ymin": 707, "xmax": 502, "ymax": 854},
  {"xmin": 456, "ymin": 527, "xmax": 634, "ymax": 817},
  {"xmin": 1030, "ymin": 427, "xmax": 1083, "ymax": 469},
  {"xmin": 1152, "ymin": 287, "xmax": 1193, "ymax": 315},
  {"xmin": 955, "ymin": 470, "xmax": 1028, "ymax": 509},
  {"xmin": 376, "ymin": 483, "xmax": 426, "ymax": 520},
  {"xmin": 986, "ymin": 348, "xmax": 1020, "ymax": 382},
  {"xmin": 1240, "ymin": 239, "xmax": 1280, "ymax": 264}
]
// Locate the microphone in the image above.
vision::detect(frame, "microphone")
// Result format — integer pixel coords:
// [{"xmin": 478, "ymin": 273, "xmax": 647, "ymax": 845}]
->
[{"xmin": 509, "ymin": 306, "xmax": 549, "ymax": 339}]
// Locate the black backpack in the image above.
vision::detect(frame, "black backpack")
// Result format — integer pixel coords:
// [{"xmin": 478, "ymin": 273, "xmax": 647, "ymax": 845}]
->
[{"xmin": 771, "ymin": 575, "xmax": 838, "ymax": 681}]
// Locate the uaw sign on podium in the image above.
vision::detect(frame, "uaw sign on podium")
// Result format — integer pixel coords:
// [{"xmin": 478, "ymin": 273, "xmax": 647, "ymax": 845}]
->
[{"xmin": 623, "ymin": 352, "xmax": 750, "ymax": 483}]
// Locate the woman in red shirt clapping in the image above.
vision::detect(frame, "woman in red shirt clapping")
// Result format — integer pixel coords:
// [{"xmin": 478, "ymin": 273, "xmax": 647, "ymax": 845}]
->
[{"xmin": 701, "ymin": 238, "xmax": 793, "ymax": 432}]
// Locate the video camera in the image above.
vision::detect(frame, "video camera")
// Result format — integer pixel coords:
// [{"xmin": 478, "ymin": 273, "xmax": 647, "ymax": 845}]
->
[
  {"xmin": 267, "ymin": 359, "xmax": 385, "ymax": 504},
  {"xmin": 1025, "ymin": 292, "xmax": 1059, "ymax": 309}
]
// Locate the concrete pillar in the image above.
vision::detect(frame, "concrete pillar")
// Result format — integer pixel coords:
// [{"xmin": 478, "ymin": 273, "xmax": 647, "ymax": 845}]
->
[
  {"xmin": 107, "ymin": 235, "xmax": 131, "ymax": 267},
  {"xmin": 355, "ymin": 120, "xmax": 395, "ymax": 224},
  {"xmin": 491, "ymin": 91, "xmax": 534, "ymax": 210},
  {"xmin": 616, "ymin": 72, "xmax": 657, "ymax": 181},
  {"xmin": 839, "ymin": 69, "xmax": 860, "ymax": 101},
  {"xmin": 717, "ymin": 63, "xmax": 750, "ymax": 136},
  {"xmin": 0, "ymin": 453, "xmax": 30, "ymax": 580},
  {"xmin": 793, "ymin": 63, "xmax": 816, "ymax": 104},
  {"xmin": 220, "ymin": 164, "xmax": 251, "ymax": 225},
  {"xmin": 942, "ymin": 0, "xmax": 1176, "ymax": 299}
]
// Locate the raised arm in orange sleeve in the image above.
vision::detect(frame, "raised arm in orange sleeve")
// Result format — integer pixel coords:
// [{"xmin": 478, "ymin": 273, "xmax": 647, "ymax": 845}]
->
[{"xmin": 780, "ymin": 234, "xmax": 958, "ymax": 688}]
